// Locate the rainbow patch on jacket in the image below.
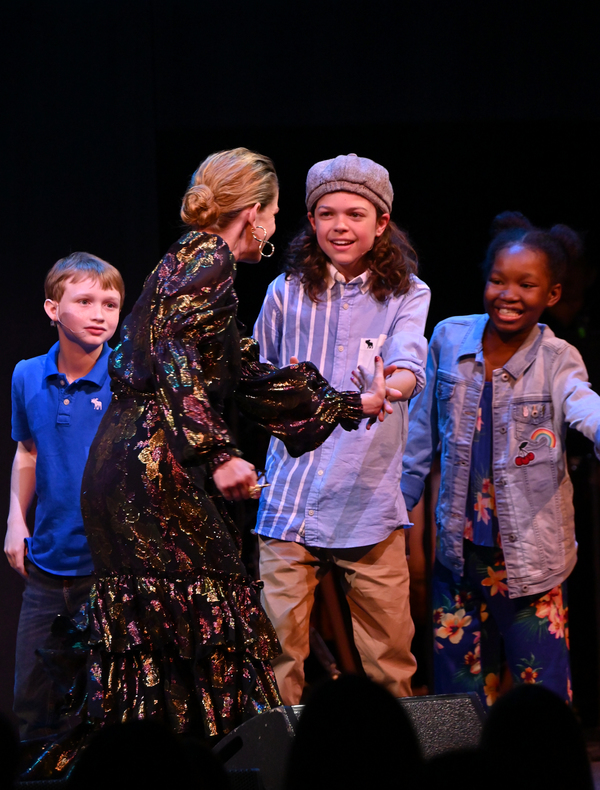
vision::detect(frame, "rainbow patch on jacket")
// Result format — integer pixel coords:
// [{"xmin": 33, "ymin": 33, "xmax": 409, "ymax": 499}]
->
[{"xmin": 530, "ymin": 428, "xmax": 556, "ymax": 447}]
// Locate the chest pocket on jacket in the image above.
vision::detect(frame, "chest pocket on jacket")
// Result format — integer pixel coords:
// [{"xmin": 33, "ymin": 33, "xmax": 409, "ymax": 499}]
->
[
  {"xmin": 437, "ymin": 380, "xmax": 456, "ymax": 429},
  {"xmin": 437, "ymin": 380, "xmax": 455, "ymax": 399},
  {"xmin": 512, "ymin": 400, "xmax": 554, "ymax": 440}
]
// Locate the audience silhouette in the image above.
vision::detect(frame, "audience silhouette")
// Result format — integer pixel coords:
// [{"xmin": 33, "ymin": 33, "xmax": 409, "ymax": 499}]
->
[
  {"xmin": 481, "ymin": 685, "xmax": 593, "ymax": 790},
  {"xmin": 68, "ymin": 719, "xmax": 230, "ymax": 790},
  {"xmin": 284, "ymin": 675, "xmax": 422, "ymax": 790},
  {"xmin": 0, "ymin": 713, "xmax": 19, "ymax": 789}
]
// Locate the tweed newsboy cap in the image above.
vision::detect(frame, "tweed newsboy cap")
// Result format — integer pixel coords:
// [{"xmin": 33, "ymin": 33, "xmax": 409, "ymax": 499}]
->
[{"xmin": 305, "ymin": 153, "xmax": 393, "ymax": 214}]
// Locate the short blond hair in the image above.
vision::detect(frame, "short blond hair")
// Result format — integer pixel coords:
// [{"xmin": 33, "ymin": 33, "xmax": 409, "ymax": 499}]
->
[
  {"xmin": 180, "ymin": 147, "xmax": 278, "ymax": 230},
  {"xmin": 45, "ymin": 252, "xmax": 125, "ymax": 305}
]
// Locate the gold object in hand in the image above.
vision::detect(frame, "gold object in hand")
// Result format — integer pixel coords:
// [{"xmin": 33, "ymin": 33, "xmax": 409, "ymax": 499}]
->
[
  {"xmin": 248, "ymin": 482, "xmax": 270, "ymax": 499},
  {"xmin": 248, "ymin": 471, "xmax": 270, "ymax": 499}
]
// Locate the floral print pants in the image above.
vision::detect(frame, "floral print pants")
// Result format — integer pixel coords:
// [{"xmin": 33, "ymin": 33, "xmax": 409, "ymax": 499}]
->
[{"xmin": 432, "ymin": 540, "xmax": 571, "ymax": 709}]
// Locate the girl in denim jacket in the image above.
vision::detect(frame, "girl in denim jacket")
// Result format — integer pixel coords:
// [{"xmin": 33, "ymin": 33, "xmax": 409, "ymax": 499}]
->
[{"xmin": 401, "ymin": 212, "xmax": 600, "ymax": 708}]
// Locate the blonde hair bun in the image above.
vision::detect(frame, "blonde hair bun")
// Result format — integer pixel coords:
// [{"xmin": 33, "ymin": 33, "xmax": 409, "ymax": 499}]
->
[
  {"xmin": 180, "ymin": 183, "xmax": 221, "ymax": 228},
  {"xmin": 180, "ymin": 147, "xmax": 278, "ymax": 231}
]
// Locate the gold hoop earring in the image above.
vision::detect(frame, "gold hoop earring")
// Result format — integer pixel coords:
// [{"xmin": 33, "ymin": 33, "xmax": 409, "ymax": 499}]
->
[{"xmin": 251, "ymin": 225, "xmax": 275, "ymax": 258}]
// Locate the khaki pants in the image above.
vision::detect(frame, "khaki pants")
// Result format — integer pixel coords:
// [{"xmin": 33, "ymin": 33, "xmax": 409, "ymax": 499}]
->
[{"xmin": 259, "ymin": 529, "xmax": 416, "ymax": 705}]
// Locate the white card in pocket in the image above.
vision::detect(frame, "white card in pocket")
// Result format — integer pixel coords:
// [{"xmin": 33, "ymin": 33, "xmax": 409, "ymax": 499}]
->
[{"xmin": 356, "ymin": 334, "xmax": 387, "ymax": 371}]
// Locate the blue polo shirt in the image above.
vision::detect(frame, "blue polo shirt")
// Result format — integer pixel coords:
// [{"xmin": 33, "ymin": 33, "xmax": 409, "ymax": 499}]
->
[{"xmin": 11, "ymin": 342, "xmax": 112, "ymax": 575}]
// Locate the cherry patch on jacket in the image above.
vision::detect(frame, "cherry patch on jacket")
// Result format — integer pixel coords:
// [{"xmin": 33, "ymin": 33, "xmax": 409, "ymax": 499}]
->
[{"xmin": 515, "ymin": 441, "xmax": 535, "ymax": 466}]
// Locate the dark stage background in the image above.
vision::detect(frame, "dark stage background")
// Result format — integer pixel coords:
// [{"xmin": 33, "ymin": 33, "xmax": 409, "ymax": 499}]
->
[{"xmin": 1, "ymin": 0, "xmax": 599, "ymax": 727}]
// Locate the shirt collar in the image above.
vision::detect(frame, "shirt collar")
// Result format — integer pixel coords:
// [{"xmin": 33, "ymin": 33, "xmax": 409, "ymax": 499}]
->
[
  {"xmin": 43, "ymin": 342, "xmax": 61, "ymax": 379},
  {"xmin": 43, "ymin": 342, "xmax": 111, "ymax": 387},
  {"xmin": 457, "ymin": 315, "xmax": 551, "ymax": 379},
  {"xmin": 325, "ymin": 263, "xmax": 371, "ymax": 294},
  {"xmin": 457, "ymin": 315, "xmax": 489, "ymax": 358},
  {"xmin": 503, "ymin": 323, "xmax": 550, "ymax": 379}
]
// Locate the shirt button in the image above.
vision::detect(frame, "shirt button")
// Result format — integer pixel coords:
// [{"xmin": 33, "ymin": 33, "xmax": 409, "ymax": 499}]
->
[
  {"xmin": 522, "ymin": 585, "xmax": 529, "ymax": 593},
  {"xmin": 501, "ymin": 373, "xmax": 509, "ymax": 381},
  {"xmin": 500, "ymin": 426, "xmax": 507, "ymax": 434},
  {"xmin": 318, "ymin": 470, "xmax": 324, "ymax": 476},
  {"xmin": 60, "ymin": 380, "xmax": 65, "ymax": 386},
  {"xmin": 63, "ymin": 398, "xmax": 70, "ymax": 405},
  {"xmin": 343, "ymin": 303, "xmax": 349, "ymax": 310},
  {"xmin": 338, "ymin": 345, "xmax": 344, "ymax": 352},
  {"xmin": 508, "ymin": 534, "xmax": 517, "ymax": 542},
  {"xmin": 308, "ymin": 510, "xmax": 314, "ymax": 516}
]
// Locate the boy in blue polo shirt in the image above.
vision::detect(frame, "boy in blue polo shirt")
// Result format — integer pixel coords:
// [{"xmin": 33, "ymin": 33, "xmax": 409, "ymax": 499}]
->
[{"xmin": 4, "ymin": 251, "xmax": 124, "ymax": 740}]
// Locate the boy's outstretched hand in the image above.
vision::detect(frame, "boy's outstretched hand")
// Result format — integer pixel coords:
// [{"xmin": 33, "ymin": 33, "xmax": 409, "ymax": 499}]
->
[{"xmin": 356, "ymin": 357, "xmax": 401, "ymax": 429}]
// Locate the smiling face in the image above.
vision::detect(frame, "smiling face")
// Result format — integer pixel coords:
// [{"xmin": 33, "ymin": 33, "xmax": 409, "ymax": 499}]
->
[
  {"xmin": 44, "ymin": 276, "xmax": 121, "ymax": 351},
  {"xmin": 484, "ymin": 244, "xmax": 561, "ymax": 339},
  {"xmin": 308, "ymin": 192, "xmax": 390, "ymax": 281}
]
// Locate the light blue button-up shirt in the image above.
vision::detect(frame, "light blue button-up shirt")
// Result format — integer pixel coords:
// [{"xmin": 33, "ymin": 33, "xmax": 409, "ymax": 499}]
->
[{"xmin": 253, "ymin": 268, "xmax": 430, "ymax": 549}]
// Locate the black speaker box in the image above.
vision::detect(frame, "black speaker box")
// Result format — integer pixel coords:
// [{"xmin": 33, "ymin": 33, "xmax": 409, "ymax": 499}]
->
[
  {"xmin": 398, "ymin": 693, "xmax": 486, "ymax": 758},
  {"xmin": 214, "ymin": 705, "xmax": 298, "ymax": 790},
  {"xmin": 214, "ymin": 693, "xmax": 486, "ymax": 790}
]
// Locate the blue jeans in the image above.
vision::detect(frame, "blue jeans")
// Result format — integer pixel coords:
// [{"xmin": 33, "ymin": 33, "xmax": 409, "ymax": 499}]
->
[{"xmin": 14, "ymin": 560, "xmax": 92, "ymax": 740}]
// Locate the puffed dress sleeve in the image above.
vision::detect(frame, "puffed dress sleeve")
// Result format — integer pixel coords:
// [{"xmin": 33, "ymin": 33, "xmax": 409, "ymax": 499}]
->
[{"xmin": 235, "ymin": 336, "xmax": 363, "ymax": 457}]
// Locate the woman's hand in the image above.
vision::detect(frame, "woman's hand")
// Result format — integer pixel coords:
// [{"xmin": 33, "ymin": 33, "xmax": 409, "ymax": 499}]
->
[
  {"xmin": 356, "ymin": 356, "xmax": 401, "ymax": 428},
  {"xmin": 213, "ymin": 457, "xmax": 258, "ymax": 501}
]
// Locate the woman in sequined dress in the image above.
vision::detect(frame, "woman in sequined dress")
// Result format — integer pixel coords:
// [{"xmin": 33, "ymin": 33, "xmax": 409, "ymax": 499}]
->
[{"xmin": 74, "ymin": 148, "xmax": 393, "ymax": 744}]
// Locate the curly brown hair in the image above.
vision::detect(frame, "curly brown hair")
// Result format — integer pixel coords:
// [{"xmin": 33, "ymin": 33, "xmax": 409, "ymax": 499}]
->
[{"xmin": 283, "ymin": 216, "xmax": 419, "ymax": 303}]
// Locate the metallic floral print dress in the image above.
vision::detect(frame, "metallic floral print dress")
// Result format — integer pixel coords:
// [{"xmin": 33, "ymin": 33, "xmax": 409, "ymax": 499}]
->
[{"xmin": 81, "ymin": 232, "xmax": 362, "ymax": 739}]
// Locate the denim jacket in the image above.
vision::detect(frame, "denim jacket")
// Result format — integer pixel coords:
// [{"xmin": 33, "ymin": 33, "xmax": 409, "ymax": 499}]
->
[{"xmin": 401, "ymin": 314, "xmax": 600, "ymax": 599}]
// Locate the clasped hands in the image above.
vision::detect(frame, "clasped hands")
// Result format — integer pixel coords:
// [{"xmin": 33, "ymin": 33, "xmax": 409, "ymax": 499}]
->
[{"xmin": 289, "ymin": 354, "xmax": 400, "ymax": 429}]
